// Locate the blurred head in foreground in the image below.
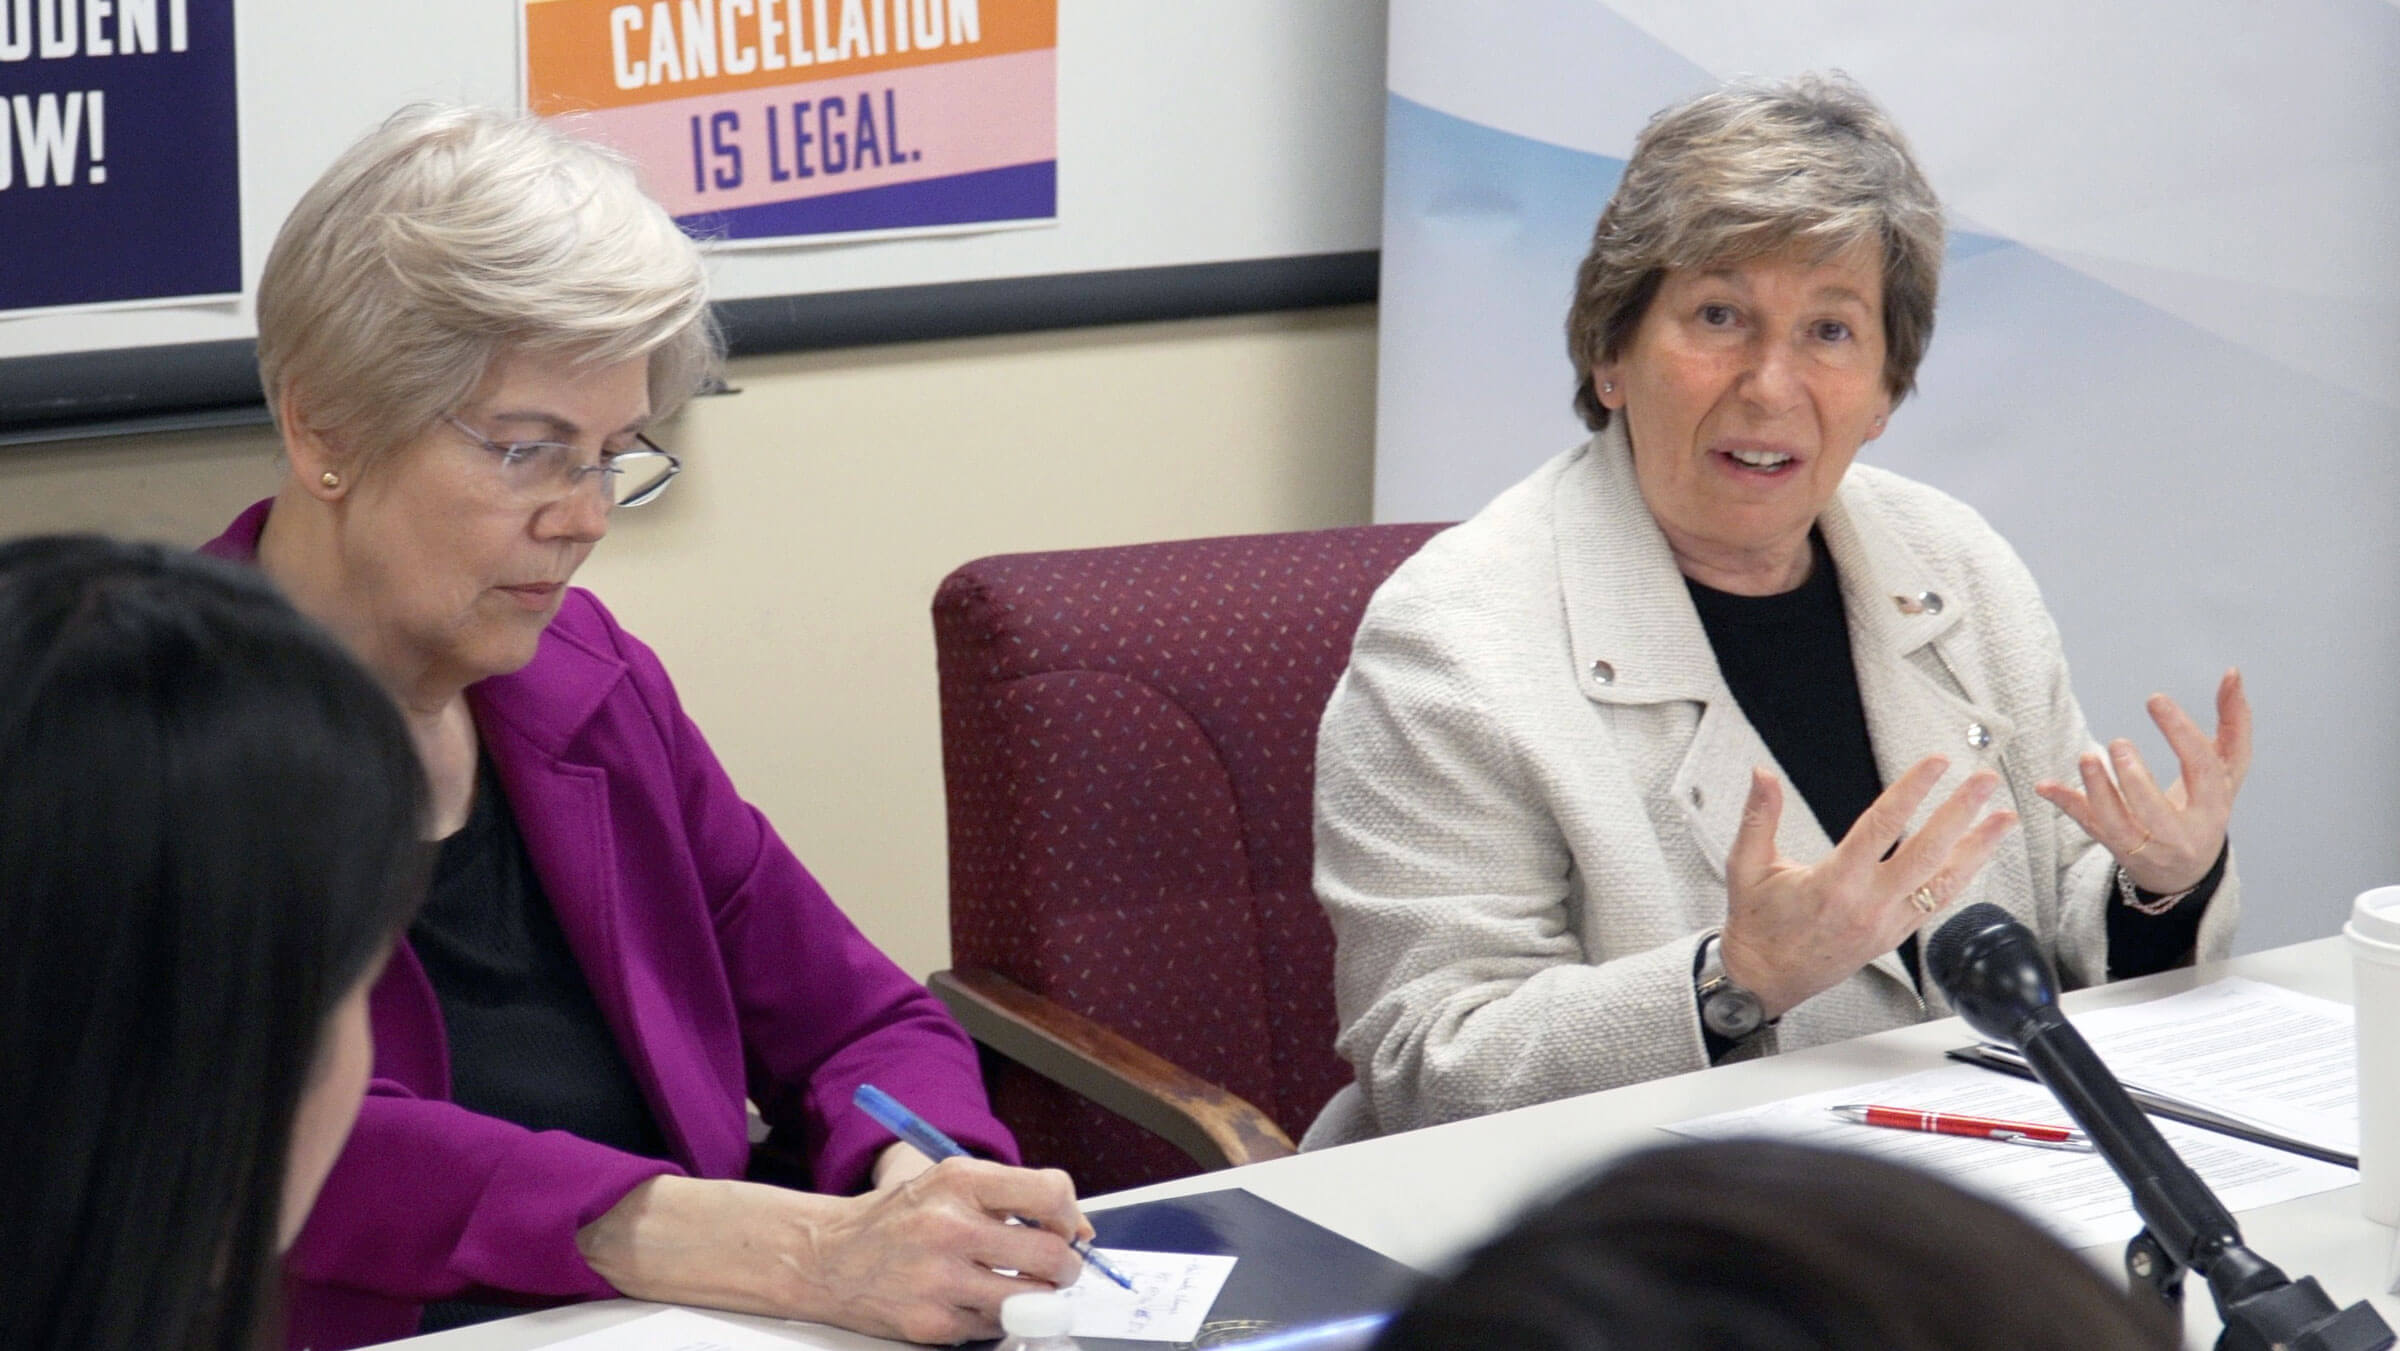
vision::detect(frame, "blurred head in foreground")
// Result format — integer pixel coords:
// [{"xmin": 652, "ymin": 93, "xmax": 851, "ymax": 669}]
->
[
  {"xmin": 1374, "ymin": 1140, "xmax": 2178, "ymax": 1351},
  {"xmin": 0, "ymin": 537, "xmax": 427, "ymax": 1351}
]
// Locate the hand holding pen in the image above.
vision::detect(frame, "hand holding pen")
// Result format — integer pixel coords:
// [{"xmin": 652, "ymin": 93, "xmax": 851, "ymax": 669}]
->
[{"xmin": 857, "ymin": 1083, "xmax": 1139, "ymax": 1291}]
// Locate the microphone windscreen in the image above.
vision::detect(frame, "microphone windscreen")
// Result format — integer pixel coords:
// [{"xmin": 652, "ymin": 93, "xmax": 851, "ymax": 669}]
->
[
  {"xmin": 1924, "ymin": 901, "xmax": 2018, "ymax": 998},
  {"xmin": 1924, "ymin": 901, "xmax": 2062, "ymax": 1045}
]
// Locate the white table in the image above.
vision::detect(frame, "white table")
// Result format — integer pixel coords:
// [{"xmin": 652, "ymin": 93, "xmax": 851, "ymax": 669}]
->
[{"xmin": 381, "ymin": 937, "xmax": 2396, "ymax": 1349}]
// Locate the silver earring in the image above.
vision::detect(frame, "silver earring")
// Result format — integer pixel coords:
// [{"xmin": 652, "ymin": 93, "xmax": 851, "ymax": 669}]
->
[{"xmin": 1602, "ymin": 381, "xmax": 1616, "ymax": 394}]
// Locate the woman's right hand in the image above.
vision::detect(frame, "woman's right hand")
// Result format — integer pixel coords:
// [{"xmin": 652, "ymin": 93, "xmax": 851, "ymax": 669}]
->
[
  {"xmin": 577, "ymin": 1159, "xmax": 1088, "ymax": 1344},
  {"xmin": 1719, "ymin": 756, "xmax": 2017, "ymax": 1019}
]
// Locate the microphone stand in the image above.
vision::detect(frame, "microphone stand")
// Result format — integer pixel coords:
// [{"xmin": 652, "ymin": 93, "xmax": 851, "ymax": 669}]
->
[
  {"xmin": 1931, "ymin": 904, "xmax": 2392, "ymax": 1351},
  {"xmin": 2013, "ymin": 1021, "xmax": 2391, "ymax": 1351}
]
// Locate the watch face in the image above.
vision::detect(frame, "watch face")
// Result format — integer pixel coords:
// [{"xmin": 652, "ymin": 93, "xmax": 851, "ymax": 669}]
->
[{"xmin": 1703, "ymin": 985, "xmax": 1766, "ymax": 1039}]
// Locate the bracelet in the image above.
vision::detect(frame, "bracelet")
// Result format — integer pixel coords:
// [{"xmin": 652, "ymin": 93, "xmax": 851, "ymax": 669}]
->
[{"xmin": 2116, "ymin": 866, "xmax": 2196, "ymax": 917}]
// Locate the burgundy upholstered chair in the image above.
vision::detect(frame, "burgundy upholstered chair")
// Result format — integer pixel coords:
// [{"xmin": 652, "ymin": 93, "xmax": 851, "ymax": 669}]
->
[{"xmin": 928, "ymin": 523, "xmax": 1448, "ymax": 1194}]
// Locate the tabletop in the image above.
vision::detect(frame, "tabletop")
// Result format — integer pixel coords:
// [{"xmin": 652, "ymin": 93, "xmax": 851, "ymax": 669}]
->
[{"xmin": 378, "ymin": 936, "xmax": 2396, "ymax": 1350}]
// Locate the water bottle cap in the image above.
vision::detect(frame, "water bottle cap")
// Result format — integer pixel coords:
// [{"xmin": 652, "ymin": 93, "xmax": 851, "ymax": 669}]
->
[{"xmin": 1000, "ymin": 1289, "xmax": 1074, "ymax": 1337}]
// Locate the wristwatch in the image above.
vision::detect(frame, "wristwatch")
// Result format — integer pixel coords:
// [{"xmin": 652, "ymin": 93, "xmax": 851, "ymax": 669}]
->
[{"xmin": 1695, "ymin": 930, "xmax": 1769, "ymax": 1040}]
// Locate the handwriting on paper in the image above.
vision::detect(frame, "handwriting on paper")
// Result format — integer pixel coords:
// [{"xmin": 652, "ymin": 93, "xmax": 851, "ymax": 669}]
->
[{"xmin": 1058, "ymin": 1248, "xmax": 1240, "ymax": 1342}]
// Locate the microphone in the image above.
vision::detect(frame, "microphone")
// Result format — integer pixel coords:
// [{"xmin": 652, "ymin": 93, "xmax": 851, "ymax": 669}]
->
[
  {"xmin": 1926, "ymin": 903, "xmax": 2392, "ymax": 1350},
  {"xmin": 1924, "ymin": 904, "xmax": 2238, "ymax": 1264}
]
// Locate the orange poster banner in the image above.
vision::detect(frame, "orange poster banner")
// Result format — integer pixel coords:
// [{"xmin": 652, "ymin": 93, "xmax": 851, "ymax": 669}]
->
[
  {"xmin": 525, "ymin": 0, "xmax": 1054, "ymax": 115},
  {"xmin": 523, "ymin": 0, "xmax": 1057, "ymax": 246}
]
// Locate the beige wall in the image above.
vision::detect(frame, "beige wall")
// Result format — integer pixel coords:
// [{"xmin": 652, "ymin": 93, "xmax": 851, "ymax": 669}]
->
[{"xmin": 0, "ymin": 304, "xmax": 1377, "ymax": 979}]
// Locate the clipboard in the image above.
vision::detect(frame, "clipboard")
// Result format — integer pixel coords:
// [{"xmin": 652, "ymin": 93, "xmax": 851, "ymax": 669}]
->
[{"xmin": 971, "ymin": 1187, "xmax": 1417, "ymax": 1351}]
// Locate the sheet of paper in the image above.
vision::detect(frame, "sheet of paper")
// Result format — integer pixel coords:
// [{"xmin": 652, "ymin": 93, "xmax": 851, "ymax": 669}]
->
[
  {"xmin": 526, "ymin": 1307, "xmax": 863, "ymax": 1350},
  {"xmin": 1667, "ymin": 1063, "xmax": 2357, "ymax": 1251},
  {"xmin": 2032, "ymin": 978, "xmax": 2359, "ymax": 1155},
  {"xmin": 1057, "ymin": 1248, "xmax": 1239, "ymax": 1342}
]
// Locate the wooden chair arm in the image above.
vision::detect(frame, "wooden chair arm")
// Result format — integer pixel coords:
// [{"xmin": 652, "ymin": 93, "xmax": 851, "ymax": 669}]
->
[{"xmin": 929, "ymin": 967, "xmax": 1298, "ymax": 1173}]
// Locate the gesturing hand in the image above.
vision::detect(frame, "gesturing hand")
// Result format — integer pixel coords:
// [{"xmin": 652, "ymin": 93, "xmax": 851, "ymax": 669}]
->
[
  {"xmin": 1721, "ymin": 756, "xmax": 2018, "ymax": 1019},
  {"xmin": 2035, "ymin": 668, "xmax": 2250, "ymax": 895}
]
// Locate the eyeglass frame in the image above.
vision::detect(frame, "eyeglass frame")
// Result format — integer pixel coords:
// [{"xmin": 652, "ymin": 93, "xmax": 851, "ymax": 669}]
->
[{"xmin": 440, "ymin": 413, "xmax": 683, "ymax": 509}]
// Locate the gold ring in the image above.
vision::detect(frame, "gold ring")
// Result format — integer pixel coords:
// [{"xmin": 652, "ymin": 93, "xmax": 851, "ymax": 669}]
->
[
  {"xmin": 2126, "ymin": 830, "xmax": 2154, "ymax": 861},
  {"xmin": 1909, "ymin": 885, "xmax": 1940, "ymax": 914}
]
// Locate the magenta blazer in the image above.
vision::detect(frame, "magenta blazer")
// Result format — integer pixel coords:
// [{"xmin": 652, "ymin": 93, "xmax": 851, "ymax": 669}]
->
[{"xmin": 203, "ymin": 502, "xmax": 1016, "ymax": 1350}]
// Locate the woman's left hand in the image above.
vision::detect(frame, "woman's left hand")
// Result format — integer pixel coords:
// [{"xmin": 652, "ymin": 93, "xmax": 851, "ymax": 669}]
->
[{"xmin": 2034, "ymin": 668, "xmax": 2251, "ymax": 894}]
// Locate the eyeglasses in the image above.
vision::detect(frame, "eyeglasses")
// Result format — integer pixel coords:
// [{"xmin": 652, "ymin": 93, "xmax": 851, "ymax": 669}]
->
[{"xmin": 442, "ymin": 415, "xmax": 683, "ymax": 509}]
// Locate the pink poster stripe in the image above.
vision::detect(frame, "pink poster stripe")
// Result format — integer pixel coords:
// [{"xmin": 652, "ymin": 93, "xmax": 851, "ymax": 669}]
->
[{"xmin": 563, "ymin": 46, "xmax": 1055, "ymax": 219}]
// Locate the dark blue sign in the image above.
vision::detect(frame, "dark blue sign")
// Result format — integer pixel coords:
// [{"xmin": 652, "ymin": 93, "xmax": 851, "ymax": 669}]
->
[{"xmin": 0, "ymin": 0, "xmax": 240, "ymax": 312}]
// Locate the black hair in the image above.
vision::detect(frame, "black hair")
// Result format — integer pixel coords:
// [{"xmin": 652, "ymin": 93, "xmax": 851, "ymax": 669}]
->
[
  {"xmin": 0, "ymin": 537, "xmax": 429, "ymax": 1351},
  {"xmin": 1374, "ymin": 1139, "xmax": 2179, "ymax": 1351}
]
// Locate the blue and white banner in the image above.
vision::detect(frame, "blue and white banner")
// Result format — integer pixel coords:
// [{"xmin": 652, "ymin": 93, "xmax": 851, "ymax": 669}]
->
[
  {"xmin": 0, "ymin": 0, "xmax": 240, "ymax": 315},
  {"xmin": 1380, "ymin": 1, "xmax": 2400, "ymax": 948}
]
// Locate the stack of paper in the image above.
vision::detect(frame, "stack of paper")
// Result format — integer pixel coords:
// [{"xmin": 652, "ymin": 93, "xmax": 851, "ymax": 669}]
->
[
  {"xmin": 1666, "ymin": 978, "xmax": 2362, "ymax": 1252},
  {"xmin": 1998, "ymin": 978, "xmax": 2357, "ymax": 1157}
]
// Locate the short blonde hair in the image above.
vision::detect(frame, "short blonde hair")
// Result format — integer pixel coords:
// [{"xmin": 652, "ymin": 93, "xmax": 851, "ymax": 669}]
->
[
  {"xmin": 257, "ymin": 105, "xmax": 720, "ymax": 464},
  {"xmin": 1566, "ymin": 72, "xmax": 1944, "ymax": 430}
]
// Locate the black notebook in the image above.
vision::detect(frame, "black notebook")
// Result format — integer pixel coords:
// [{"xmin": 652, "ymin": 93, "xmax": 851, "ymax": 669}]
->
[{"xmin": 972, "ymin": 1186, "xmax": 1419, "ymax": 1350}]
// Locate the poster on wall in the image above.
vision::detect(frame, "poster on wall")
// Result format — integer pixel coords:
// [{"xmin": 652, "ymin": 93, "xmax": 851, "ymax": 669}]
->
[
  {"xmin": 523, "ymin": 0, "xmax": 1056, "ymax": 247},
  {"xmin": 0, "ymin": 0, "xmax": 241, "ymax": 316}
]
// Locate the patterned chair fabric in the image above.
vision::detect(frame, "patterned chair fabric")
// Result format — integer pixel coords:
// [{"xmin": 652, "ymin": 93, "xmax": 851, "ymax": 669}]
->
[{"xmin": 934, "ymin": 523, "xmax": 1449, "ymax": 1193}]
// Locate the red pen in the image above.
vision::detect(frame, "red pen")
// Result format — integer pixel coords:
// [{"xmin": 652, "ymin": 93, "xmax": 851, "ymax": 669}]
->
[{"xmin": 1828, "ymin": 1103, "xmax": 2093, "ymax": 1152}]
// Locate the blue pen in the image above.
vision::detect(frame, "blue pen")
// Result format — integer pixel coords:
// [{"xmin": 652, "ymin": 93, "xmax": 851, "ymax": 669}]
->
[{"xmin": 854, "ymin": 1083, "xmax": 1138, "ymax": 1292}]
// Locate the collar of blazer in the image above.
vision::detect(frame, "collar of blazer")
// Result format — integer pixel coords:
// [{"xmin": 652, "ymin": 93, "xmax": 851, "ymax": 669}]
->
[
  {"xmin": 1549, "ymin": 424, "xmax": 2019, "ymax": 1006},
  {"xmin": 1555, "ymin": 419, "xmax": 1968, "ymax": 710},
  {"xmin": 467, "ymin": 595, "xmax": 632, "ymax": 759}
]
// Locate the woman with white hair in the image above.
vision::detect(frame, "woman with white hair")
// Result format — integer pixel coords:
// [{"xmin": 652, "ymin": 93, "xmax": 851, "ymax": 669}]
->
[
  {"xmin": 1306, "ymin": 73, "xmax": 2251, "ymax": 1147},
  {"xmin": 207, "ymin": 105, "xmax": 1087, "ymax": 1348}
]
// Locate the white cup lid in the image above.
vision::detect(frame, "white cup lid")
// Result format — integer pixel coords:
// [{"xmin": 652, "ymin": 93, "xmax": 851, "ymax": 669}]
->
[
  {"xmin": 1001, "ymin": 1290, "xmax": 1075, "ymax": 1338},
  {"xmin": 2352, "ymin": 886, "xmax": 2400, "ymax": 946}
]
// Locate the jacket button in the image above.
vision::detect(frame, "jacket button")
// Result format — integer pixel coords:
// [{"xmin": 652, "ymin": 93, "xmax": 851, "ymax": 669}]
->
[
  {"xmin": 1590, "ymin": 658, "xmax": 1616, "ymax": 685},
  {"xmin": 1918, "ymin": 591, "xmax": 1945, "ymax": 615},
  {"xmin": 1689, "ymin": 784, "xmax": 1704, "ymax": 808},
  {"xmin": 1966, "ymin": 722, "xmax": 1992, "ymax": 750}
]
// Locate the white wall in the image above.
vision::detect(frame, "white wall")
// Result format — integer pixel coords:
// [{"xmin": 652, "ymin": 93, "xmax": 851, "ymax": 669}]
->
[{"xmin": 0, "ymin": 306, "xmax": 1379, "ymax": 978}]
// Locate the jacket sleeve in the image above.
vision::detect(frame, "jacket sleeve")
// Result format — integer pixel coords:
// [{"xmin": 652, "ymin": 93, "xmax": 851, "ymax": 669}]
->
[
  {"xmin": 595, "ymin": 600, "xmax": 1018, "ymax": 1192},
  {"xmin": 284, "ymin": 1074, "xmax": 683, "ymax": 1303},
  {"xmin": 1316, "ymin": 598, "xmax": 1723, "ymax": 1138}
]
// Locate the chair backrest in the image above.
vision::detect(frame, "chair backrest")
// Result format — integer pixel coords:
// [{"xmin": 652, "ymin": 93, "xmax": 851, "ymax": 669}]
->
[{"xmin": 934, "ymin": 523, "xmax": 1448, "ymax": 1192}]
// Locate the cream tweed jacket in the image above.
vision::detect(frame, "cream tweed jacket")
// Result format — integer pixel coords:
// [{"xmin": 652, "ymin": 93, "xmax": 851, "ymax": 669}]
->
[{"xmin": 1303, "ymin": 424, "xmax": 2238, "ymax": 1148}]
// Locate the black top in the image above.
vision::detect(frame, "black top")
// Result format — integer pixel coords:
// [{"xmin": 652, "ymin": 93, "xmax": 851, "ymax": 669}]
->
[
  {"xmin": 409, "ymin": 756, "xmax": 671, "ymax": 1330},
  {"xmin": 1685, "ymin": 532, "xmax": 2214, "ymax": 1061}
]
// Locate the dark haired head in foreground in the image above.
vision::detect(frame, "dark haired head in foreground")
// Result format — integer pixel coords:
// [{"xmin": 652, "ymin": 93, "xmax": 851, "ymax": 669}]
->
[
  {"xmin": 0, "ymin": 537, "xmax": 428, "ymax": 1351},
  {"xmin": 1375, "ymin": 1140, "xmax": 2177, "ymax": 1351}
]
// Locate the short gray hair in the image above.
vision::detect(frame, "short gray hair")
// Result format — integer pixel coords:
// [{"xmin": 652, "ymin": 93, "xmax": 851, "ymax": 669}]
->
[
  {"xmin": 1566, "ymin": 72, "xmax": 1944, "ymax": 431},
  {"xmin": 258, "ymin": 104, "xmax": 721, "ymax": 464}
]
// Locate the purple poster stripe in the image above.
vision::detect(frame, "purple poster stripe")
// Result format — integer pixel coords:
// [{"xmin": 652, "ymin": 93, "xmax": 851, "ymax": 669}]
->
[
  {"xmin": 0, "ymin": 0, "xmax": 240, "ymax": 311},
  {"xmin": 679, "ymin": 159, "xmax": 1054, "ymax": 243}
]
